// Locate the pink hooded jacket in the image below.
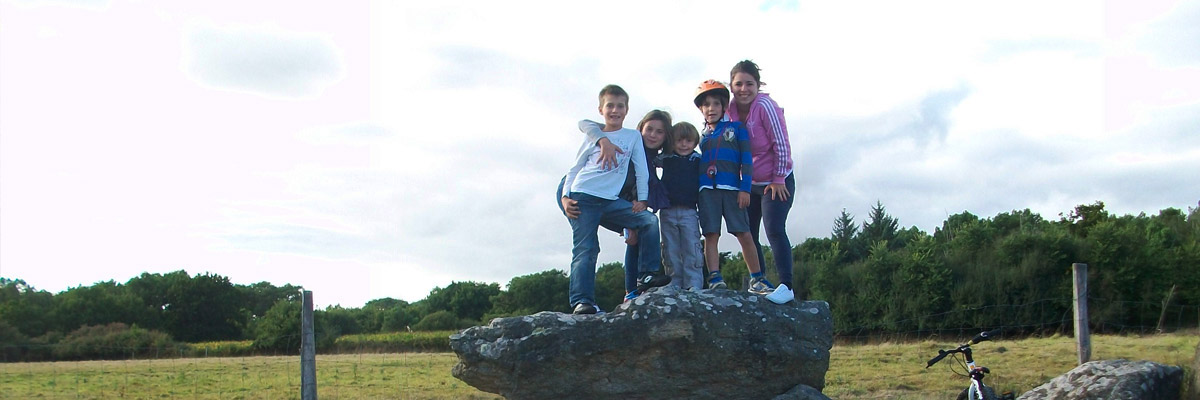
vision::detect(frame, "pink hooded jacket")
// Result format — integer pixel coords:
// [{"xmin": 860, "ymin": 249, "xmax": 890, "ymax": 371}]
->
[{"xmin": 727, "ymin": 93, "xmax": 793, "ymax": 185}]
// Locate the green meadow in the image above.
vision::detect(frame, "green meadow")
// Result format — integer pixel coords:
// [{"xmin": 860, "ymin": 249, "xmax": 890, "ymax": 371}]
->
[{"xmin": 0, "ymin": 333, "xmax": 1193, "ymax": 399}]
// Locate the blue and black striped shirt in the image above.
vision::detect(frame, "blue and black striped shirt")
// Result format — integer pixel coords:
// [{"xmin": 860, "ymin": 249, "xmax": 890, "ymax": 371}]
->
[{"xmin": 698, "ymin": 121, "xmax": 753, "ymax": 193}]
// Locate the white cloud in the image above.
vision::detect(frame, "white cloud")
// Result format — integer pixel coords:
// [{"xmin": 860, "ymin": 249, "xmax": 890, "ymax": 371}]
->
[
  {"xmin": 2, "ymin": 0, "xmax": 1198, "ymax": 308},
  {"xmin": 183, "ymin": 22, "xmax": 344, "ymax": 99},
  {"xmin": 1139, "ymin": 1, "xmax": 1200, "ymax": 66},
  {"xmin": 7, "ymin": 0, "xmax": 109, "ymax": 10}
]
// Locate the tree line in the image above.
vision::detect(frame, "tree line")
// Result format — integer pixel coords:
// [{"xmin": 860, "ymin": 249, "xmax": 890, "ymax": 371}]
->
[
  {"xmin": 2, "ymin": 201, "xmax": 1197, "ymax": 361},
  {"xmin": 796, "ymin": 201, "xmax": 1200, "ymax": 335}
]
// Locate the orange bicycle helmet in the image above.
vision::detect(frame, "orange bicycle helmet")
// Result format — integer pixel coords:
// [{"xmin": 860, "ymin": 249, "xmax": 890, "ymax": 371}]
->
[{"xmin": 693, "ymin": 79, "xmax": 730, "ymax": 107}]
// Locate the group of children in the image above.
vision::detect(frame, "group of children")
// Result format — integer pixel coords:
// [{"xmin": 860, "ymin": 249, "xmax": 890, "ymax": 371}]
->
[{"xmin": 560, "ymin": 81, "xmax": 791, "ymax": 315}]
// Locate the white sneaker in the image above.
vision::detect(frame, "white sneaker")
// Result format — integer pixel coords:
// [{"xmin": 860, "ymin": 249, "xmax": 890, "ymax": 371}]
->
[{"xmin": 765, "ymin": 284, "xmax": 794, "ymax": 304}]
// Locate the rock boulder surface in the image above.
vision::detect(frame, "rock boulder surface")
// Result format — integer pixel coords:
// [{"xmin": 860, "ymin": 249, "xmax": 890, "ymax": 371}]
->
[
  {"xmin": 1017, "ymin": 359, "xmax": 1182, "ymax": 400},
  {"xmin": 450, "ymin": 286, "xmax": 833, "ymax": 400}
]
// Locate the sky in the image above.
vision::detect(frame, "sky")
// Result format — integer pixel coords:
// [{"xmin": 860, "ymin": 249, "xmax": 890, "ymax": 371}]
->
[{"xmin": 2, "ymin": 0, "xmax": 1198, "ymax": 308}]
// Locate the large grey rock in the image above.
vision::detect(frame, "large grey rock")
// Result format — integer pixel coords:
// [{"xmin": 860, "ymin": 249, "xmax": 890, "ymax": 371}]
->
[
  {"xmin": 1017, "ymin": 359, "xmax": 1182, "ymax": 400},
  {"xmin": 771, "ymin": 384, "xmax": 832, "ymax": 400},
  {"xmin": 450, "ymin": 285, "xmax": 833, "ymax": 400}
]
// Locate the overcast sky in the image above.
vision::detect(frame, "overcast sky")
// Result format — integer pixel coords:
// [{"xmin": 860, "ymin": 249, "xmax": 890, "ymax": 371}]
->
[{"xmin": 2, "ymin": 0, "xmax": 1197, "ymax": 308}]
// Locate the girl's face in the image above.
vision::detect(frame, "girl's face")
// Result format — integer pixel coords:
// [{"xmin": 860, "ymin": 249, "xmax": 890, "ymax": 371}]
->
[
  {"xmin": 731, "ymin": 72, "xmax": 760, "ymax": 107},
  {"xmin": 641, "ymin": 119, "xmax": 667, "ymax": 150}
]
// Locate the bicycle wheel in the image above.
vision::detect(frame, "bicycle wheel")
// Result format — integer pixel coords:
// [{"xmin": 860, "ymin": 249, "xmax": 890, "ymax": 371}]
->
[{"xmin": 956, "ymin": 386, "xmax": 998, "ymax": 400}]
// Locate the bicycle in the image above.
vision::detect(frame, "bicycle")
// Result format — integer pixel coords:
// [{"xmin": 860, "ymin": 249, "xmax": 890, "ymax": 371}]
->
[{"xmin": 925, "ymin": 329, "xmax": 1015, "ymax": 400}]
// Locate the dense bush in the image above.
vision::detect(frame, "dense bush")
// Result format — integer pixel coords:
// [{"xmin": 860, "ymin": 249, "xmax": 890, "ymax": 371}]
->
[
  {"xmin": 381, "ymin": 301, "xmax": 422, "ymax": 333},
  {"xmin": 251, "ymin": 299, "xmax": 346, "ymax": 353},
  {"xmin": 185, "ymin": 340, "xmax": 256, "ymax": 358},
  {"xmin": 486, "ymin": 269, "xmax": 571, "ymax": 320},
  {"xmin": 0, "ymin": 319, "xmax": 27, "ymax": 362},
  {"xmin": 252, "ymin": 299, "xmax": 302, "ymax": 353},
  {"xmin": 413, "ymin": 310, "xmax": 471, "ymax": 331},
  {"xmin": 331, "ymin": 331, "xmax": 453, "ymax": 353},
  {"xmin": 51, "ymin": 323, "xmax": 180, "ymax": 361}
]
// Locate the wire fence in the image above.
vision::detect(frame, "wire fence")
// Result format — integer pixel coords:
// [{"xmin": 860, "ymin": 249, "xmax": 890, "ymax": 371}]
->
[
  {"xmin": 1, "ymin": 296, "xmax": 1196, "ymax": 399},
  {"xmin": 832, "ymin": 297, "xmax": 1200, "ymax": 343},
  {"xmin": 0, "ymin": 351, "xmax": 493, "ymax": 399}
]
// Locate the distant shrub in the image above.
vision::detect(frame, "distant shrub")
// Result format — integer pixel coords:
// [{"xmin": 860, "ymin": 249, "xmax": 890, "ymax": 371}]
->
[
  {"xmin": 0, "ymin": 319, "xmax": 27, "ymax": 362},
  {"xmin": 252, "ymin": 300, "xmax": 301, "ymax": 353},
  {"xmin": 252, "ymin": 299, "xmax": 345, "ymax": 353},
  {"xmin": 52, "ymin": 323, "xmax": 180, "ymax": 361},
  {"xmin": 413, "ymin": 311, "xmax": 471, "ymax": 331},
  {"xmin": 331, "ymin": 331, "xmax": 452, "ymax": 353},
  {"xmin": 185, "ymin": 340, "xmax": 256, "ymax": 357},
  {"xmin": 16, "ymin": 331, "xmax": 65, "ymax": 362}
]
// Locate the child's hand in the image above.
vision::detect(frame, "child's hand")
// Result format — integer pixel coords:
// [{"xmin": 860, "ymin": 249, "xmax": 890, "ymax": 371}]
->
[
  {"xmin": 598, "ymin": 137, "xmax": 625, "ymax": 170},
  {"xmin": 624, "ymin": 229, "xmax": 638, "ymax": 246},
  {"xmin": 632, "ymin": 201, "xmax": 647, "ymax": 213},
  {"xmin": 562, "ymin": 196, "xmax": 581, "ymax": 219},
  {"xmin": 738, "ymin": 192, "xmax": 750, "ymax": 208}
]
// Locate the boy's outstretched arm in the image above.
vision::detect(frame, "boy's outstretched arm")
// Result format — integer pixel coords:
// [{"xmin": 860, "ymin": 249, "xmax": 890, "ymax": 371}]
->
[{"xmin": 579, "ymin": 119, "xmax": 623, "ymax": 170}]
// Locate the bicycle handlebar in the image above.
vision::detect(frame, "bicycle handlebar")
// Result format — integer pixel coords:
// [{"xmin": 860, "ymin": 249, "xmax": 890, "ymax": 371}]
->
[
  {"xmin": 926, "ymin": 329, "xmax": 1002, "ymax": 368},
  {"xmin": 926, "ymin": 349, "xmax": 949, "ymax": 368},
  {"xmin": 971, "ymin": 328, "xmax": 1003, "ymax": 344}
]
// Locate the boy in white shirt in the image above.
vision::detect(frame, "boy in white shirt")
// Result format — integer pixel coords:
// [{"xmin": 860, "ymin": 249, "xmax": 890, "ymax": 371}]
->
[{"xmin": 561, "ymin": 84, "xmax": 671, "ymax": 314}]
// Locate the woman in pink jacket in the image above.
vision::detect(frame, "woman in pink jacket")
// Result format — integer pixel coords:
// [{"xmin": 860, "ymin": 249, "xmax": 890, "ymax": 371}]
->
[{"xmin": 726, "ymin": 60, "xmax": 797, "ymax": 304}]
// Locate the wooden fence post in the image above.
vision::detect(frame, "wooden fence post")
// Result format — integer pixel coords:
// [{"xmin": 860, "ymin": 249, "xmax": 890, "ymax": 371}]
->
[
  {"xmin": 1072, "ymin": 263, "xmax": 1091, "ymax": 365},
  {"xmin": 1155, "ymin": 284, "xmax": 1176, "ymax": 334},
  {"xmin": 301, "ymin": 290, "xmax": 317, "ymax": 400}
]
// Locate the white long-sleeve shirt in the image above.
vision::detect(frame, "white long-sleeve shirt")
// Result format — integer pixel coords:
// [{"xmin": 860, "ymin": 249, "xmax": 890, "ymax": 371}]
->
[{"xmin": 562, "ymin": 121, "xmax": 648, "ymax": 201}]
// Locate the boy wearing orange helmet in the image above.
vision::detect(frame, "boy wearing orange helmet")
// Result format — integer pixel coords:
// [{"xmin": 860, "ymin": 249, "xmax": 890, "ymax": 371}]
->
[{"xmin": 694, "ymin": 80, "xmax": 773, "ymax": 294}]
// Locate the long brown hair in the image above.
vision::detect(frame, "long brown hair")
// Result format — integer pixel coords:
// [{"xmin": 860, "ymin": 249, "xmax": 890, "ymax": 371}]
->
[
  {"xmin": 636, "ymin": 109, "xmax": 673, "ymax": 154},
  {"xmin": 730, "ymin": 59, "xmax": 765, "ymax": 87}
]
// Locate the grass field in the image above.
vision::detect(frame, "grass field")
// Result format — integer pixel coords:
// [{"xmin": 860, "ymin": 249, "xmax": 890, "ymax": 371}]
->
[{"xmin": 0, "ymin": 333, "xmax": 1194, "ymax": 399}]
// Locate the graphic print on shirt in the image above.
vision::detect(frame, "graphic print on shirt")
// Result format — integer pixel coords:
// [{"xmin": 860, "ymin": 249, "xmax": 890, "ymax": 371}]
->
[
  {"xmin": 587, "ymin": 136, "xmax": 637, "ymax": 175},
  {"xmin": 721, "ymin": 127, "xmax": 736, "ymax": 143}
]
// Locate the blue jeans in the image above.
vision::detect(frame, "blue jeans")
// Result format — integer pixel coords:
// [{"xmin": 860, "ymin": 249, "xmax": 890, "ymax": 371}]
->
[
  {"xmin": 749, "ymin": 173, "xmax": 795, "ymax": 289},
  {"xmin": 622, "ymin": 245, "xmax": 640, "ymax": 293},
  {"xmin": 660, "ymin": 206, "xmax": 703, "ymax": 289},
  {"xmin": 558, "ymin": 177, "xmax": 640, "ymax": 293},
  {"xmin": 566, "ymin": 192, "xmax": 662, "ymax": 307}
]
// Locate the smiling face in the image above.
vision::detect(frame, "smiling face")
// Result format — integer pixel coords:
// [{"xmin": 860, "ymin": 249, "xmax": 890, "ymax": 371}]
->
[
  {"xmin": 673, "ymin": 136, "xmax": 696, "ymax": 156},
  {"xmin": 640, "ymin": 119, "xmax": 666, "ymax": 150},
  {"xmin": 699, "ymin": 95, "xmax": 725, "ymax": 126},
  {"xmin": 597, "ymin": 94, "xmax": 628, "ymax": 129},
  {"xmin": 731, "ymin": 72, "xmax": 759, "ymax": 108}
]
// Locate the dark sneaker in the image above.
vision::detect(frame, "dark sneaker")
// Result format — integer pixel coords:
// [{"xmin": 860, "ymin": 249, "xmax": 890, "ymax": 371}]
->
[
  {"xmin": 706, "ymin": 270, "xmax": 727, "ymax": 289},
  {"xmin": 572, "ymin": 302, "xmax": 598, "ymax": 315},
  {"xmin": 635, "ymin": 271, "xmax": 671, "ymax": 293},
  {"xmin": 748, "ymin": 276, "xmax": 775, "ymax": 295}
]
